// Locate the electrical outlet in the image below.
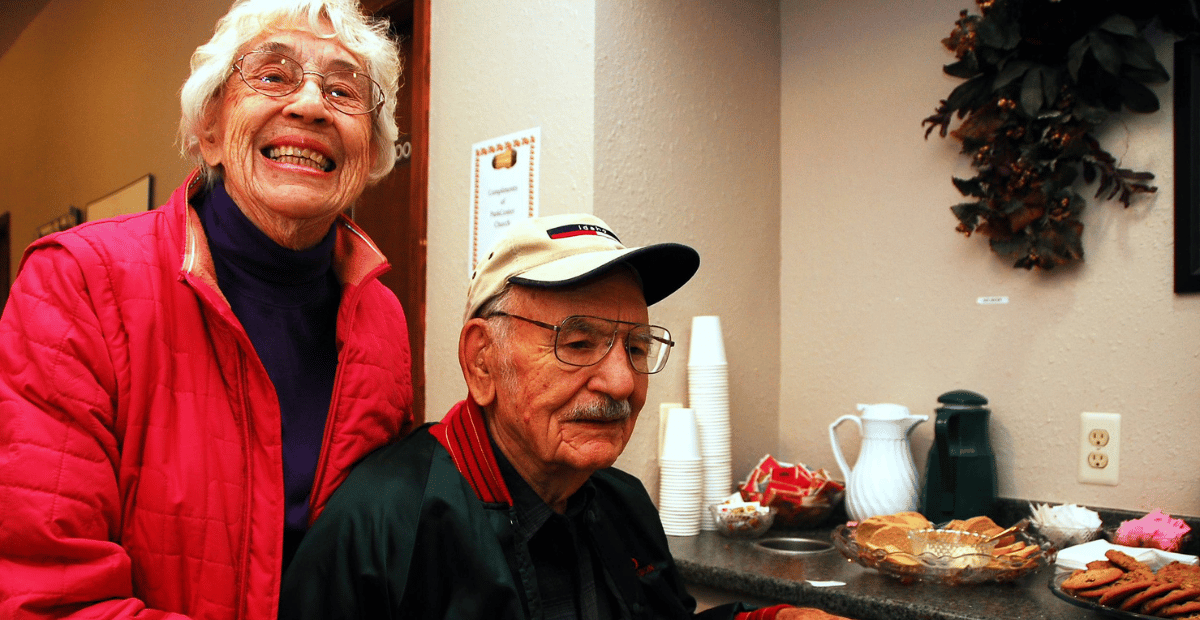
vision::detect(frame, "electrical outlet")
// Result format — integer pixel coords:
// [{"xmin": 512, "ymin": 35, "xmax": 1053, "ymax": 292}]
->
[{"xmin": 1078, "ymin": 412, "xmax": 1120, "ymax": 485}]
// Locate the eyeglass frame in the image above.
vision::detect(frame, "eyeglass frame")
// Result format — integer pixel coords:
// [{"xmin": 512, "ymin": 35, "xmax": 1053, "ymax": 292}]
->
[
  {"xmin": 231, "ymin": 50, "xmax": 385, "ymax": 116},
  {"xmin": 487, "ymin": 312, "xmax": 675, "ymax": 374}
]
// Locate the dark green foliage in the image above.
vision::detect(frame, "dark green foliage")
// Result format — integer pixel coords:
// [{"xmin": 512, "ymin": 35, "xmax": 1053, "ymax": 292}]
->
[{"xmin": 922, "ymin": 0, "xmax": 1199, "ymax": 269}]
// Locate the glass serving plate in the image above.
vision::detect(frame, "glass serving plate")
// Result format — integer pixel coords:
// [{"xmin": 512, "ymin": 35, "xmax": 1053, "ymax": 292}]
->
[
  {"xmin": 831, "ymin": 523, "xmax": 1055, "ymax": 585},
  {"xmin": 1048, "ymin": 571, "xmax": 1163, "ymax": 619}
]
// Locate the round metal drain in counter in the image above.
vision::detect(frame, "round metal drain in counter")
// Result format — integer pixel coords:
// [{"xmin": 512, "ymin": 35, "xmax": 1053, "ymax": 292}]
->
[{"xmin": 753, "ymin": 537, "xmax": 834, "ymax": 554}]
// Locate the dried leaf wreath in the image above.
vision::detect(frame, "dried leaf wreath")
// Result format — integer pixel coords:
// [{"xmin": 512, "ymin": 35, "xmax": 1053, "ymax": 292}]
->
[{"xmin": 923, "ymin": 0, "xmax": 1199, "ymax": 269}]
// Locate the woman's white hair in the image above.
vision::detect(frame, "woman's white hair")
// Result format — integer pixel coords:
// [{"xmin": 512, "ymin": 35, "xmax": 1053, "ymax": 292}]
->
[{"xmin": 178, "ymin": 0, "xmax": 401, "ymax": 184}]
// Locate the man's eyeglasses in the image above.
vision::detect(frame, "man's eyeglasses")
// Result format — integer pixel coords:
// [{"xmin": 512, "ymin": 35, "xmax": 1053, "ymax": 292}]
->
[
  {"xmin": 488, "ymin": 313, "xmax": 674, "ymax": 374},
  {"xmin": 232, "ymin": 51, "xmax": 384, "ymax": 116}
]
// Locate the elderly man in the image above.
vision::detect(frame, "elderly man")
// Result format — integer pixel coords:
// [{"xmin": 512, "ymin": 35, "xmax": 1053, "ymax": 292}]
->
[{"xmin": 279, "ymin": 214, "xmax": 845, "ymax": 620}]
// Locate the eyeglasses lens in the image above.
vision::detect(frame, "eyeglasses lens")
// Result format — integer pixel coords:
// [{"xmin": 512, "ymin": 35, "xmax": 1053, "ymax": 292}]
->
[
  {"xmin": 555, "ymin": 316, "xmax": 671, "ymax": 374},
  {"xmin": 237, "ymin": 52, "xmax": 379, "ymax": 115}
]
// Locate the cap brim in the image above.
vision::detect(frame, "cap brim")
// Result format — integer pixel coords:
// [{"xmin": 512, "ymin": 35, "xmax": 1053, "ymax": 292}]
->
[{"xmin": 510, "ymin": 242, "xmax": 699, "ymax": 306}]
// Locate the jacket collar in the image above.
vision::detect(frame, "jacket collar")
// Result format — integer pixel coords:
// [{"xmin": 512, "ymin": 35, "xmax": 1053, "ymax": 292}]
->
[
  {"xmin": 430, "ymin": 398, "xmax": 513, "ymax": 506},
  {"xmin": 178, "ymin": 169, "xmax": 390, "ymax": 290}
]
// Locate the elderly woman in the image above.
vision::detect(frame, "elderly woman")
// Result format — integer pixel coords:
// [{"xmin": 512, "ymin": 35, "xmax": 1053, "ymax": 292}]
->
[{"xmin": 0, "ymin": 1, "xmax": 412, "ymax": 618}]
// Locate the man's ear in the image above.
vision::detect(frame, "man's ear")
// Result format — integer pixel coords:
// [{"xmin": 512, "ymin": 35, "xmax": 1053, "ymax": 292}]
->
[{"xmin": 459, "ymin": 318, "xmax": 497, "ymax": 407}]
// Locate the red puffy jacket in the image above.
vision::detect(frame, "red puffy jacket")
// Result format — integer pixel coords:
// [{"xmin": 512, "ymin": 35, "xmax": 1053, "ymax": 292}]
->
[{"xmin": 0, "ymin": 172, "xmax": 415, "ymax": 619}]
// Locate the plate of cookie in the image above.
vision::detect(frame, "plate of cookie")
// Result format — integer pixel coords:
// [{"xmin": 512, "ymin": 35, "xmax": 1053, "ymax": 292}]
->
[
  {"xmin": 1049, "ymin": 548, "xmax": 1200, "ymax": 618},
  {"xmin": 832, "ymin": 512, "xmax": 1053, "ymax": 585}
]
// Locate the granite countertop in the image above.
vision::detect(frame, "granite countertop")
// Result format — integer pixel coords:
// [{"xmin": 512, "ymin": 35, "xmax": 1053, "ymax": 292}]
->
[
  {"xmin": 669, "ymin": 500, "xmax": 1200, "ymax": 620},
  {"xmin": 669, "ymin": 527, "xmax": 1086, "ymax": 620}
]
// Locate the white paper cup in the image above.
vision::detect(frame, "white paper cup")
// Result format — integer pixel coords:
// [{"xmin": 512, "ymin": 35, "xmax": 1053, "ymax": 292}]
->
[
  {"xmin": 659, "ymin": 408, "xmax": 701, "ymax": 461},
  {"xmin": 688, "ymin": 316, "xmax": 727, "ymax": 366},
  {"xmin": 659, "ymin": 450, "xmax": 704, "ymax": 536}
]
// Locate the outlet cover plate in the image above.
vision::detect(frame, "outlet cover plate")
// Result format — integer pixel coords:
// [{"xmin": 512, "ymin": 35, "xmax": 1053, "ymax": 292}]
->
[{"xmin": 1078, "ymin": 412, "xmax": 1120, "ymax": 485}]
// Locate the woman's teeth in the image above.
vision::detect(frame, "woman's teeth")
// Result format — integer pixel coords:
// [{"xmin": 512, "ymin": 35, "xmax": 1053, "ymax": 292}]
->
[{"xmin": 265, "ymin": 145, "xmax": 334, "ymax": 172}]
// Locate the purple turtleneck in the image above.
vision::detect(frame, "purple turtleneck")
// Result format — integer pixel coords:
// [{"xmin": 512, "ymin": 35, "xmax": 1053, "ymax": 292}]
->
[{"xmin": 197, "ymin": 182, "xmax": 340, "ymax": 571}]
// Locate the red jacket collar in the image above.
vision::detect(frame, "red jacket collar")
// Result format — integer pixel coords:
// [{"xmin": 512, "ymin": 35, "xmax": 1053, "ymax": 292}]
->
[
  {"xmin": 178, "ymin": 169, "xmax": 390, "ymax": 290},
  {"xmin": 430, "ymin": 398, "xmax": 513, "ymax": 506}
]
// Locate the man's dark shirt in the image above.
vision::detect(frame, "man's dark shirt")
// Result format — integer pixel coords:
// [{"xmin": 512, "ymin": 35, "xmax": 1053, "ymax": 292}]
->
[{"xmin": 492, "ymin": 438, "xmax": 619, "ymax": 620}]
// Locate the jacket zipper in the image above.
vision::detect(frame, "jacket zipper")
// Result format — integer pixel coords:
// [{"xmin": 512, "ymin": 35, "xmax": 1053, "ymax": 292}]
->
[
  {"xmin": 236, "ymin": 350, "xmax": 253, "ymax": 620},
  {"xmin": 308, "ymin": 351, "xmax": 348, "ymax": 524},
  {"xmin": 306, "ymin": 264, "xmax": 380, "ymax": 524}
]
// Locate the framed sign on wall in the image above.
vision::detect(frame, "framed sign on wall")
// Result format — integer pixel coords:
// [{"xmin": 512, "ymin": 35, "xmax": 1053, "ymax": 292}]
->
[
  {"xmin": 86, "ymin": 174, "xmax": 153, "ymax": 223},
  {"xmin": 1175, "ymin": 39, "xmax": 1200, "ymax": 294},
  {"xmin": 36, "ymin": 207, "xmax": 82, "ymax": 238}
]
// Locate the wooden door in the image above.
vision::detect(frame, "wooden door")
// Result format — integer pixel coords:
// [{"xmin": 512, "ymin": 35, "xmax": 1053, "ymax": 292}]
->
[
  {"xmin": 356, "ymin": 0, "xmax": 429, "ymax": 422},
  {"xmin": 0, "ymin": 212, "xmax": 9, "ymax": 312}
]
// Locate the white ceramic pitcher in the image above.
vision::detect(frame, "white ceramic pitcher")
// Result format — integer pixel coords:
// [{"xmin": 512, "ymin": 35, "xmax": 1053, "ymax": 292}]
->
[{"xmin": 829, "ymin": 403, "xmax": 928, "ymax": 522}]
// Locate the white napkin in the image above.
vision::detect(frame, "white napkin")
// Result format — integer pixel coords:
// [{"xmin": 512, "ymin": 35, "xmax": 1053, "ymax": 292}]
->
[
  {"xmin": 1055, "ymin": 539, "xmax": 1198, "ymax": 571},
  {"xmin": 1031, "ymin": 502, "xmax": 1102, "ymax": 530}
]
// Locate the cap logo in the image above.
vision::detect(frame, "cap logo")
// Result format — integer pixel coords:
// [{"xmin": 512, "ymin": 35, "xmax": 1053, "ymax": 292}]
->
[{"xmin": 545, "ymin": 223, "xmax": 621, "ymax": 243}]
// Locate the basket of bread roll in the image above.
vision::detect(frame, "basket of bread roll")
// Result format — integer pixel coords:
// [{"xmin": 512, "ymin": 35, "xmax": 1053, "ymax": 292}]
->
[{"xmin": 832, "ymin": 511, "xmax": 1052, "ymax": 585}]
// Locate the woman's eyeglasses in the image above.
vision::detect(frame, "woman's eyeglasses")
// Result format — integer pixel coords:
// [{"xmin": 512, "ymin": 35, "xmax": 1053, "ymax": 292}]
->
[{"xmin": 232, "ymin": 51, "xmax": 384, "ymax": 116}]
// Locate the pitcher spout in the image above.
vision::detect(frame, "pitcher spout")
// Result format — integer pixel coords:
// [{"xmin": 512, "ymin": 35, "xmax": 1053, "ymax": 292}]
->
[{"xmin": 906, "ymin": 414, "xmax": 929, "ymax": 435}]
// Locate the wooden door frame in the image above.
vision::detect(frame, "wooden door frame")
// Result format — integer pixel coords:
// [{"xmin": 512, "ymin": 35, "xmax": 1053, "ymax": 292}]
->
[
  {"xmin": 405, "ymin": 0, "xmax": 430, "ymax": 423},
  {"xmin": 0, "ymin": 212, "xmax": 9, "ymax": 313},
  {"xmin": 362, "ymin": 0, "xmax": 430, "ymax": 422}
]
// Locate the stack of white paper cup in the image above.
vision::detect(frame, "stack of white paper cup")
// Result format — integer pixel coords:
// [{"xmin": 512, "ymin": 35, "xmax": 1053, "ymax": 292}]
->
[
  {"xmin": 687, "ymin": 315, "xmax": 732, "ymax": 530},
  {"xmin": 658, "ymin": 407, "xmax": 703, "ymax": 536}
]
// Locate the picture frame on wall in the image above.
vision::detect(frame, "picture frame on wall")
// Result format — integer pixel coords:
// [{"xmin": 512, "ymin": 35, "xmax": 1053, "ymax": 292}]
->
[
  {"xmin": 85, "ymin": 174, "xmax": 153, "ymax": 223},
  {"xmin": 1174, "ymin": 38, "xmax": 1200, "ymax": 294},
  {"xmin": 36, "ymin": 207, "xmax": 83, "ymax": 238}
]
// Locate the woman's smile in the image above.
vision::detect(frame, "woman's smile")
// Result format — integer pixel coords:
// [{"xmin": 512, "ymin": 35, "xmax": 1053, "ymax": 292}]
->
[{"xmin": 263, "ymin": 144, "xmax": 335, "ymax": 172}]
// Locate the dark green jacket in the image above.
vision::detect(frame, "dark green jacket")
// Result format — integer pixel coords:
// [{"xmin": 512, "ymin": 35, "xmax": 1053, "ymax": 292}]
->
[{"xmin": 279, "ymin": 399, "xmax": 763, "ymax": 620}]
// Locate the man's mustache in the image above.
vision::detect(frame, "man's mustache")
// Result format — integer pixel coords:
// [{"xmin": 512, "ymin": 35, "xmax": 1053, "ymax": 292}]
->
[{"xmin": 562, "ymin": 397, "xmax": 632, "ymax": 422}]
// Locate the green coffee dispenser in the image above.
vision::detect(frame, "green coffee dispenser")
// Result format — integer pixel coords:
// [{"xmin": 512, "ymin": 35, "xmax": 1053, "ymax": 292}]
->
[{"xmin": 921, "ymin": 389, "xmax": 997, "ymax": 521}]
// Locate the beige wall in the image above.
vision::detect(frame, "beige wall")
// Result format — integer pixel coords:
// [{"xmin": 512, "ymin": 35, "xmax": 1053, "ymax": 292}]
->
[
  {"xmin": 0, "ymin": 0, "xmax": 228, "ymax": 262},
  {"xmin": 427, "ymin": 0, "xmax": 781, "ymax": 494},
  {"xmin": 3, "ymin": 0, "xmax": 1196, "ymax": 517},
  {"xmin": 424, "ymin": 0, "xmax": 597, "ymax": 421},
  {"xmin": 593, "ymin": 1, "xmax": 782, "ymax": 492},
  {"xmin": 781, "ymin": 0, "xmax": 1200, "ymax": 516}
]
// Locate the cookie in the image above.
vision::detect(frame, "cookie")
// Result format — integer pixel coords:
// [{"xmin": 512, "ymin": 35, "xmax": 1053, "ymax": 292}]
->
[
  {"xmin": 994, "ymin": 541, "xmax": 1025, "ymax": 555},
  {"xmin": 859, "ymin": 524, "xmax": 915, "ymax": 555},
  {"xmin": 1143, "ymin": 587, "xmax": 1200, "ymax": 615},
  {"xmin": 962, "ymin": 515, "xmax": 1011, "ymax": 544},
  {"xmin": 1076, "ymin": 569, "xmax": 1141, "ymax": 599},
  {"xmin": 1162, "ymin": 600, "xmax": 1200, "ymax": 617},
  {"xmin": 1062, "ymin": 567, "xmax": 1123, "ymax": 591},
  {"xmin": 1161, "ymin": 562, "xmax": 1200, "ymax": 588},
  {"xmin": 1120, "ymin": 582, "xmax": 1180, "ymax": 611},
  {"xmin": 854, "ymin": 512, "xmax": 930, "ymax": 546},
  {"xmin": 962, "ymin": 515, "xmax": 1001, "ymax": 534},
  {"xmin": 882, "ymin": 511, "xmax": 931, "ymax": 530},
  {"xmin": 1099, "ymin": 579, "xmax": 1158, "ymax": 606},
  {"xmin": 1086, "ymin": 560, "xmax": 1115, "ymax": 570},
  {"xmin": 1106, "ymin": 549, "xmax": 1152, "ymax": 574},
  {"xmin": 944, "ymin": 519, "xmax": 970, "ymax": 532}
]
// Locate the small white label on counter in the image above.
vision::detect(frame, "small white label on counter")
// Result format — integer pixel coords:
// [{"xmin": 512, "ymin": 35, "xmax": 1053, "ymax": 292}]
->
[
  {"xmin": 977, "ymin": 296, "xmax": 1009, "ymax": 305},
  {"xmin": 806, "ymin": 580, "xmax": 846, "ymax": 588}
]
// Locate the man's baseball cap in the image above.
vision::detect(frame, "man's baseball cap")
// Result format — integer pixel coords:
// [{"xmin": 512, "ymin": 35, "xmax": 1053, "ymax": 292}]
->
[{"xmin": 464, "ymin": 213, "xmax": 700, "ymax": 322}]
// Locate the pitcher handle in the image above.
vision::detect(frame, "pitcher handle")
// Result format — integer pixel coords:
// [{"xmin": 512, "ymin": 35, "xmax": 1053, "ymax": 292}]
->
[{"xmin": 828, "ymin": 415, "xmax": 861, "ymax": 484}]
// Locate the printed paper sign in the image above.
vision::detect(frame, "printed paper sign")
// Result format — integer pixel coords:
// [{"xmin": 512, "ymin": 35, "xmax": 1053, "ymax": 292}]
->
[{"xmin": 469, "ymin": 127, "xmax": 540, "ymax": 275}]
